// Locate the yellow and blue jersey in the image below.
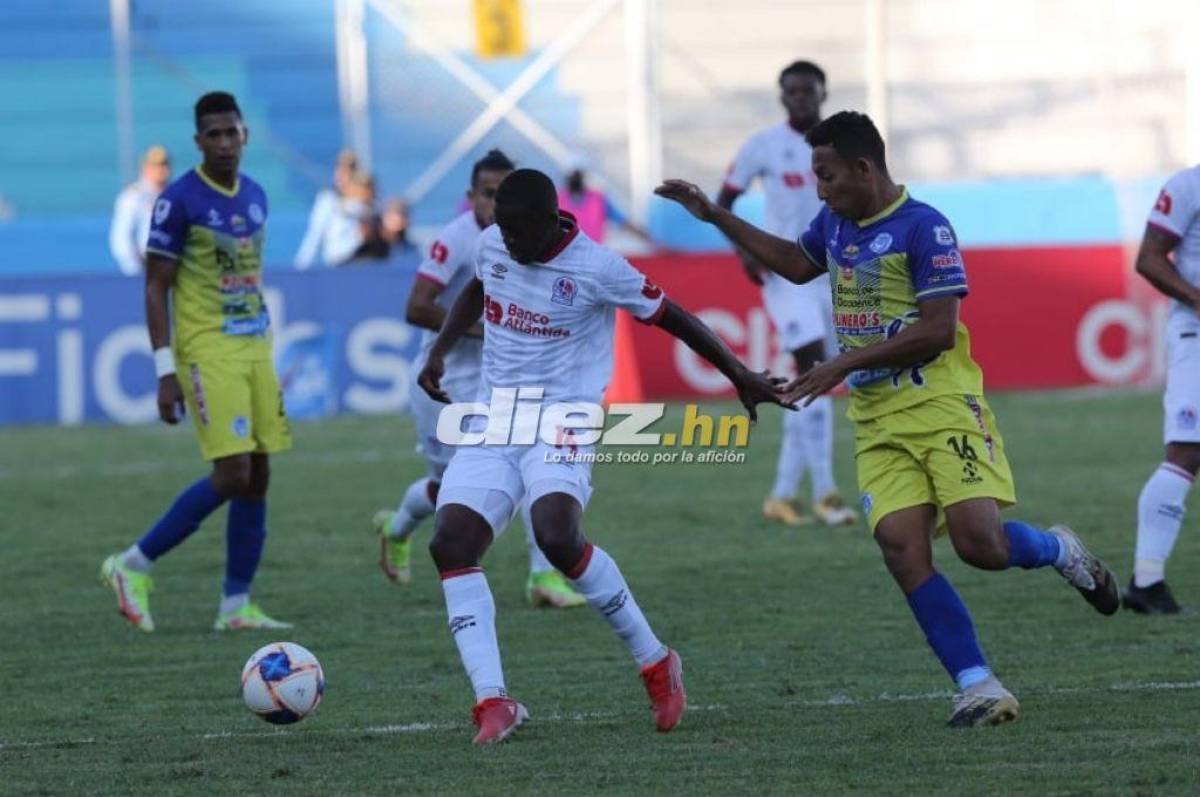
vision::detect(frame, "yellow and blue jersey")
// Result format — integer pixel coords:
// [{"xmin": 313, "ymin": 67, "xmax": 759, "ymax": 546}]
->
[
  {"xmin": 147, "ymin": 167, "xmax": 271, "ymax": 362},
  {"xmin": 799, "ymin": 188, "xmax": 984, "ymax": 421}
]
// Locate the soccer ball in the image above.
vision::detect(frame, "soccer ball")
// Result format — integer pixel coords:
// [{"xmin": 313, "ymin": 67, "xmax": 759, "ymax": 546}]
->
[{"xmin": 240, "ymin": 641, "xmax": 325, "ymax": 724}]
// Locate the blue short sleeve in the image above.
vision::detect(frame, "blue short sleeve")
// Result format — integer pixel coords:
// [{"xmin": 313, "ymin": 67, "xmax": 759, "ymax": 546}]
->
[
  {"xmin": 908, "ymin": 211, "xmax": 968, "ymax": 300},
  {"xmin": 145, "ymin": 184, "xmax": 189, "ymax": 260},
  {"xmin": 797, "ymin": 206, "xmax": 829, "ymax": 269}
]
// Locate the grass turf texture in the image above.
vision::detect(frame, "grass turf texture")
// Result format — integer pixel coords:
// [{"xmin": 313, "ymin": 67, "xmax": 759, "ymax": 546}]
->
[{"xmin": 1, "ymin": 390, "xmax": 1197, "ymax": 794}]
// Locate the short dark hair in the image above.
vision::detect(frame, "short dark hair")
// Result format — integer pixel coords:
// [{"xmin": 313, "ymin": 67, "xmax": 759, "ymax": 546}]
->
[
  {"xmin": 806, "ymin": 111, "xmax": 887, "ymax": 172},
  {"xmin": 779, "ymin": 60, "xmax": 826, "ymax": 88},
  {"xmin": 495, "ymin": 168, "xmax": 557, "ymax": 213},
  {"xmin": 194, "ymin": 91, "xmax": 242, "ymax": 130},
  {"xmin": 471, "ymin": 148, "xmax": 516, "ymax": 186}
]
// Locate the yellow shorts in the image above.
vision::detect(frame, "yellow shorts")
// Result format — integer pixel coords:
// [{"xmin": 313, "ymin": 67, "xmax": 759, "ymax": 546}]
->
[
  {"xmin": 854, "ymin": 394, "xmax": 1016, "ymax": 534},
  {"xmin": 178, "ymin": 357, "xmax": 293, "ymax": 461}
]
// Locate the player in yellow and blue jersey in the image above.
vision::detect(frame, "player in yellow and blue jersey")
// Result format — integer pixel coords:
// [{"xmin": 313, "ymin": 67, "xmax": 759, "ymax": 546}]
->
[
  {"xmin": 657, "ymin": 111, "xmax": 1120, "ymax": 727},
  {"xmin": 100, "ymin": 92, "xmax": 292, "ymax": 632}
]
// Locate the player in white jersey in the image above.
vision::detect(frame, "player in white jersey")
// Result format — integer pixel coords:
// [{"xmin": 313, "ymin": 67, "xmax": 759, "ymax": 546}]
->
[
  {"xmin": 371, "ymin": 151, "xmax": 584, "ymax": 608},
  {"xmin": 717, "ymin": 60, "xmax": 856, "ymax": 528},
  {"xmin": 1124, "ymin": 165, "xmax": 1200, "ymax": 614},
  {"xmin": 417, "ymin": 169, "xmax": 787, "ymax": 744}
]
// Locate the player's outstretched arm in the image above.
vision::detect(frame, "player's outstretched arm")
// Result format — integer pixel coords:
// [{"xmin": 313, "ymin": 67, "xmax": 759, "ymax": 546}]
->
[
  {"xmin": 1135, "ymin": 224, "xmax": 1200, "ymax": 309},
  {"xmin": 654, "ymin": 179, "xmax": 823, "ymax": 285},
  {"xmin": 145, "ymin": 254, "xmax": 183, "ymax": 424},
  {"xmin": 714, "ymin": 185, "xmax": 766, "ymax": 286},
  {"xmin": 784, "ymin": 295, "xmax": 960, "ymax": 406},
  {"xmin": 654, "ymin": 299, "xmax": 792, "ymax": 422},
  {"xmin": 418, "ymin": 277, "xmax": 484, "ymax": 403}
]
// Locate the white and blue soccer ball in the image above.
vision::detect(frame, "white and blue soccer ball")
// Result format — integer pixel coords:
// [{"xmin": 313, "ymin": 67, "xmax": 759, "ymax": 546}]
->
[{"xmin": 241, "ymin": 642, "xmax": 325, "ymax": 724}]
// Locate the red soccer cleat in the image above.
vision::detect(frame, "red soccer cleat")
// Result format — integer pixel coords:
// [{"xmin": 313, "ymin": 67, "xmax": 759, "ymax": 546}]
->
[
  {"xmin": 640, "ymin": 648, "xmax": 686, "ymax": 732},
  {"xmin": 471, "ymin": 697, "xmax": 528, "ymax": 744}
]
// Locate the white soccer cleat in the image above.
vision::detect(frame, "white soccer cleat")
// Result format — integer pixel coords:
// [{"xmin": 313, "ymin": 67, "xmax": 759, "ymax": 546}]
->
[
  {"xmin": 947, "ymin": 676, "xmax": 1019, "ymax": 728},
  {"xmin": 1049, "ymin": 525, "xmax": 1120, "ymax": 615},
  {"xmin": 813, "ymin": 491, "xmax": 858, "ymax": 526}
]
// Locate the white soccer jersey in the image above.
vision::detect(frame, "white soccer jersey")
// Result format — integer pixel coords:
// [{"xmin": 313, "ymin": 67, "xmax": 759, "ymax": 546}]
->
[
  {"xmin": 724, "ymin": 121, "xmax": 823, "ymax": 240},
  {"xmin": 1148, "ymin": 165, "xmax": 1200, "ymax": 326},
  {"xmin": 474, "ymin": 213, "xmax": 666, "ymax": 405},
  {"xmin": 415, "ymin": 210, "xmax": 485, "ymax": 387}
]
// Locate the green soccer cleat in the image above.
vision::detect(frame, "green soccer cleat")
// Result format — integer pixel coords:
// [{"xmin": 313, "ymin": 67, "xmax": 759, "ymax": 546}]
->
[
  {"xmin": 213, "ymin": 603, "xmax": 293, "ymax": 631},
  {"xmin": 100, "ymin": 554, "xmax": 155, "ymax": 632},
  {"xmin": 526, "ymin": 570, "xmax": 586, "ymax": 609},
  {"xmin": 373, "ymin": 509, "xmax": 412, "ymax": 584}
]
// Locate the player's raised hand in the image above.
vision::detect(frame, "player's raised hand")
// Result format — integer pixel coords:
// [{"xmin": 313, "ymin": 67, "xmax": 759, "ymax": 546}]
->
[
  {"xmin": 783, "ymin": 359, "xmax": 847, "ymax": 407},
  {"xmin": 156, "ymin": 373, "xmax": 185, "ymax": 425},
  {"xmin": 654, "ymin": 180, "xmax": 716, "ymax": 223},
  {"xmin": 733, "ymin": 367, "xmax": 795, "ymax": 423},
  {"xmin": 417, "ymin": 353, "xmax": 451, "ymax": 404}
]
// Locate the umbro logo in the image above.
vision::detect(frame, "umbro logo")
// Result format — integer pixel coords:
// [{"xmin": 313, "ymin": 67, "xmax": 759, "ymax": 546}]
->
[
  {"xmin": 491, "ymin": 263, "xmax": 508, "ymax": 279},
  {"xmin": 449, "ymin": 614, "xmax": 476, "ymax": 635},
  {"xmin": 600, "ymin": 589, "xmax": 628, "ymax": 617}
]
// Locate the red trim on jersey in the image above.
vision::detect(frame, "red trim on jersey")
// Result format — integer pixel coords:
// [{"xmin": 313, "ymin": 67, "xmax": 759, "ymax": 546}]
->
[
  {"xmin": 415, "ymin": 272, "xmax": 447, "ymax": 288},
  {"xmin": 1146, "ymin": 220, "xmax": 1182, "ymax": 246},
  {"xmin": 637, "ymin": 297, "xmax": 669, "ymax": 326},
  {"xmin": 565, "ymin": 543, "xmax": 594, "ymax": 580},
  {"xmin": 538, "ymin": 211, "xmax": 581, "ymax": 262},
  {"xmin": 439, "ymin": 566, "xmax": 483, "ymax": 581},
  {"xmin": 720, "ymin": 182, "xmax": 745, "ymax": 197},
  {"xmin": 1160, "ymin": 463, "xmax": 1195, "ymax": 483}
]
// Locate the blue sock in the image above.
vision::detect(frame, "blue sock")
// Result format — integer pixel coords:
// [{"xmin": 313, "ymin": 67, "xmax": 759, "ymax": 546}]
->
[
  {"xmin": 906, "ymin": 573, "xmax": 991, "ymax": 690},
  {"xmin": 224, "ymin": 498, "xmax": 267, "ymax": 598},
  {"xmin": 137, "ymin": 477, "xmax": 225, "ymax": 560},
  {"xmin": 1003, "ymin": 520, "xmax": 1063, "ymax": 569}
]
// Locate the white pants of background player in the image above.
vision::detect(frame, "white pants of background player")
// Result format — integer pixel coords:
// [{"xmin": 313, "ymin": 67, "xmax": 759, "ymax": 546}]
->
[
  {"xmin": 388, "ymin": 367, "xmax": 558, "ymax": 577},
  {"xmin": 762, "ymin": 272, "xmax": 840, "ymax": 504},
  {"xmin": 1134, "ymin": 318, "xmax": 1200, "ymax": 587}
]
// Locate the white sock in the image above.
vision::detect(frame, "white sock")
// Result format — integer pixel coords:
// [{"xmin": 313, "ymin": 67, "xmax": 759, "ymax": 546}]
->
[
  {"xmin": 569, "ymin": 545, "xmax": 666, "ymax": 667},
  {"xmin": 391, "ymin": 478, "xmax": 436, "ymax": 540},
  {"xmin": 219, "ymin": 592, "xmax": 248, "ymax": 615},
  {"xmin": 441, "ymin": 570, "xmax": 506, "ymax": 701},
  {"xmin": 520, "ymin": 500, "xmax": 554, "ymax": 576},
  {"xmin": 1134, "ymin": 463, "xmax": 1192, "ymax": 587},
  {"xmin": 121, "ymin": 544, "xmax": 153, "ymax": 573},
  {"xmin": 771, "ymin": 407, "xmax": 807, "ymax": 500},
  {"xmin": 800, "ymin": 396, "xmax": 836, "ymax": 501}
]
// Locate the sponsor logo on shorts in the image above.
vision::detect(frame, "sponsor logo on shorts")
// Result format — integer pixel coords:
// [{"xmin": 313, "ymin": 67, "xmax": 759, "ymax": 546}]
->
[
  {"xmin": 551, "ymin": 276, "xmax": 577, "ymax": 306},
  {"xmin": 1178, "ymin": 406, "xmax": 1197, "ymax": 430},
  {"xmin": 189, "ymin": 364, "xmax": 209, "ymax": 426},
  {"xmin": 232, "ymin": 415, "xmax": 250, "ymax": 438},
  {"xmin": 860, "ymin": 493, "xmax": 873, "ymax": 516},
  {"xmin": 869, "ymin": 232, "xmax": 893, "ymax": 253},
  {"xmin": 963, "ymin": 395, "xmax": 996, "ymax": 463}
]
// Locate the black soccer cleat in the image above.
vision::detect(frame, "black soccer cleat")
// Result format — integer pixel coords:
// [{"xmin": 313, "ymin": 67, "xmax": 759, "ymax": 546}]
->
[
  {"xmin": 1121, "ymin": 579, "xmax": 1182, "ymax": 615},
  {"xmin": 1049, "ymin": 525, "xmax": 1120, "ymax": 616}
]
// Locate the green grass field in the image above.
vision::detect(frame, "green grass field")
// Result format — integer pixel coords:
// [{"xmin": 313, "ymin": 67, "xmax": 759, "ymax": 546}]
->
[{"xmin": 1, "ymin": 390, "xmax": 1197, "ymax": 795}]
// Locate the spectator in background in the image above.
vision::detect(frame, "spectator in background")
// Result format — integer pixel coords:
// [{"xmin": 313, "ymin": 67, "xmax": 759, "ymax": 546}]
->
[
  {"xmin": 294, "ymin": 149, "xmax": 367, "ymax": 268},
  {"xmin": 557, "ymin": 154, "xmax": 656, "ymax": 247},
  {"xmin": 379, "ymin": 198, "xmax": 416, "ymax": 261},
  {"xmin": 109, "ymin": 145, "xmax": 171, "ymax": 276}
]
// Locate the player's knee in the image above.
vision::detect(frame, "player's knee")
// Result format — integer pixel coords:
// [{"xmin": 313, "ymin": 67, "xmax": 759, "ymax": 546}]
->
[
  {"xmin": 948, "ymin": 527, "xmax": 1009, "ymax": 571},
  {"xmin": 530, "ymin": 495, "xmax": 585, "ymax": 570},
  {"xmin": 211, "ymin": 455, "xmax": 253, "ymax": 498},
  {"xmin": 427, "ymin": 526, "xmax": 464, "ymax": 571},
  {"xmin": 874, "ymin": 533, "xmax": 932, "ymax": 590}
]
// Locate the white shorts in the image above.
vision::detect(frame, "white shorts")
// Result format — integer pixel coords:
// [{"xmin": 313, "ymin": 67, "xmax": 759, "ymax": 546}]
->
[
  {"xmin": 761, "ymin": 272, "xmax": 834, "ymax": 355},
  {"xmin": 408, "ymin": 365, "xmax": 481, "ymax": 481},
  {"xmin": 1163, "ymin": 322, "xmax": 1200, "ymax": 444},
  {"xmin": 436, "ymin": 439, "xmax": 595, "ymax": 535}
]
